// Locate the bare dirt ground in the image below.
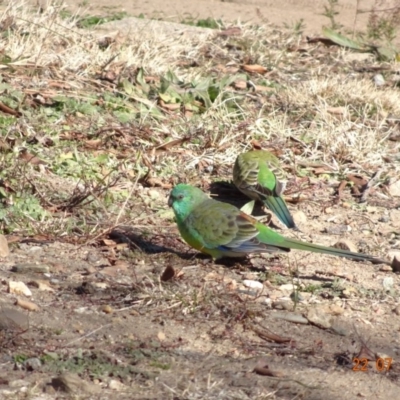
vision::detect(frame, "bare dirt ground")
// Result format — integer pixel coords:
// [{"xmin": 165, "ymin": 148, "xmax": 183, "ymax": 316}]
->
[{"xmin": 0, "ymin": 0, "xmax": 400, "ymax": 399}]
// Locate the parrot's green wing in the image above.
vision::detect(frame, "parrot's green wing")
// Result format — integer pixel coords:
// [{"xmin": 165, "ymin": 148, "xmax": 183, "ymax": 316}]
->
[{"xmin": 187, "ymin": 199, "xmax": 290, "ymax": 257}]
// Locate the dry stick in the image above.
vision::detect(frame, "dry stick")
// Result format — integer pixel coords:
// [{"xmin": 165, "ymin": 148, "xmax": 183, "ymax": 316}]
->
[
  {"xmin": 63, "ymin": 323, "xmax": 112, "ymax": 347},
  {"xmin": 360, "ymin": 169, "xmax": 383, "ymax": 203},
  {"xmin": 352, "ymin": 0, "xmax": 361, "ymax": 39}
]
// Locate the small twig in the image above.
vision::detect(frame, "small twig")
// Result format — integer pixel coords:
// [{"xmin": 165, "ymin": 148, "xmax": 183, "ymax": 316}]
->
[
  {"xmin": 63, "ymin": 323, "xmax": 111, "ymax": 347},
  {"xmin": 360, "ymin": 169, "xmax": 383, "ymax": 203}
]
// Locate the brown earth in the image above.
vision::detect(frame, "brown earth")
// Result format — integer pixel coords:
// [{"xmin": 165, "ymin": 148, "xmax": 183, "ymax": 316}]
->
[
  {"xmin": 62, "ymin": 0, "xmax": 379, "ymax": 35},
  {"xmin": 0, "ymin": 1, "xmax": 400, "ymax": 399}
]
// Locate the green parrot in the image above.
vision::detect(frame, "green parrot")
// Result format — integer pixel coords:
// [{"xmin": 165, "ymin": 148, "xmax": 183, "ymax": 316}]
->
[
  {"xmin": 233, "ymin": 150, "xmax": 296, "ymax": 229},
  {"xmin": 168, "ymin": 184, "xmax": 388, "ymax": 264}
]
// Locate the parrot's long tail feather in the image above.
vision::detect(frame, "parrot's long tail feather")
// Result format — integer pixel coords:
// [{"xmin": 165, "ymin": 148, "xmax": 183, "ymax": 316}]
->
[
  {"xmin": 264, "ymin": 196, "xmax": 296, "ymax": 229},
  {"xmin": 280, "ymin": 237, "xmax": 388, "ymax": 265}
]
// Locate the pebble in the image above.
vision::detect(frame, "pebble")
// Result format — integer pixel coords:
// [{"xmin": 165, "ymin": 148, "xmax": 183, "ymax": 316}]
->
[
  {"xmin": 0, "ymin": 308, "xmax": 29, "ymax": 331},
  {"xmin": 292, "ymin": 210, "xmax": 307, "ymax": 224},
  {"xmin": 383, "ymin": 277, "xmax": 394, "ymax": 290},
  {"xmin": 0, "ymin": 234, "xmax": 10, "ymax": 257},
  {"xmin": 279, "ymin": 284, "xmax": 295, "ymax": 292},
  {"xmin": 324, "ymin": 225, "xmax": 351, "ymax": 235},
  {"xmin": 388, "ymin": 180, "xmax": 400, "ymax": 197},
  {"xmin": 243, "ymin": 280, "xmax": 263, "ymax": 290},
  {"xmin": 342, "ymin": 286, "xmax": 358, "ymax": 298},
  {"xmin": 272, "ymin": 312, "xmax": 308, "ymax": 324},
  {"xmin": 108, "ymin": 379, "xmax": 127, "ymax": 391},
  {"xmin": 29, "ymin": 280, "xmax": 55, "ymax": 292},
  {"xmin": 8, "ymin": 281, "xmax": 32, "ymax": 297},
  {"xmin": 393, "ymin": 305, "xmax": 400, "ymax": 316},
  {"xmin": 16, "ymin": 298, "xmax": 39, "ymax": 312},
  {"xmin": 306, "ymin": 306, "xmax": 333, "ymax": 329},
  {"xmin": 23, "ymin": 357, "xmax": 42, "ymax": 371},
  {"xmin": 373, "ymin": 74, "xmax": 385, "ymax": 87},
  {"xmin": 11, "ymin": 263, "xmax": 50, "ymax": 274},
  {"xmin": 101, "ymin": 305, "xmax": 113, "ymax": 314},
  {"xmin": 50, "ymin": 373, "xmax": 100, "ymax": 394},
  {"xmin": 333, "ymin": 239, "xmax": 358, "ymax": 253},
  {"xmin": 272, "ymin": 299, "xmax": 293, "ymax": 310},
  {"xmin": 390, "ymin": 252, "xmax": 400, "ymax": 272}
]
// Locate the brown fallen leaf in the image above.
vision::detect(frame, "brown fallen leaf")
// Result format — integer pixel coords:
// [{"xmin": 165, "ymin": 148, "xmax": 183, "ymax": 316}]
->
[
  {"xmin": 217, "ymin": 27, "xmax": 242, "ymax": 37},
  {"xmin": 0, "ymin": 101, "xmax": 21, "ymax": 117},
  {"xmin": 19, "ymin": 149, "xmax": 46, "ymax": 165},
  {"xmin": 155, "ymin": 136, "xmax": 191, "ymax": 151},
  {"xmin": 15, "ymin": 298, "xmax": 39, "ymax": 311},
  {"xmin": 233, "ymin": 80, "xmax": 247, "ymax": 90},
  {"xmin": 253, "ymin": 365, "xmax": 284, "ymax": 377},
  {"xmin": 242, "ymin": 64, "xmax": 268, "ymax": 74},
  {"xmin": 161, "ymin": 265, "xmax": 175, "ymax": 282}
]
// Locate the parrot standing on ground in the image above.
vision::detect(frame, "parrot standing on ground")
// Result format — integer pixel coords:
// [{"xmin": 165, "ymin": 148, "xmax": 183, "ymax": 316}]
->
[
  {"xmin": 168, "ymin": 184, "xmax": 388, "ymax": 264},
  {"xmin": 233, "ymin": 150, "xmax": 296, "ymax": 229}
]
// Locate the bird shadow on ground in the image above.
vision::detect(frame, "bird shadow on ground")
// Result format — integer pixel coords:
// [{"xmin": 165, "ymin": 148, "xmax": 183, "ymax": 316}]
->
[{"xmin": 109, "ymin": 227, "xmax": 193, "ymax": 258}]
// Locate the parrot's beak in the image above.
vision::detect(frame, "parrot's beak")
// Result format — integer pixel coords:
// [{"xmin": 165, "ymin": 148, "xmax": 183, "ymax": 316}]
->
[{"xmin": 167, "ymin": 195, "xmax": 173, "ymax": 207}]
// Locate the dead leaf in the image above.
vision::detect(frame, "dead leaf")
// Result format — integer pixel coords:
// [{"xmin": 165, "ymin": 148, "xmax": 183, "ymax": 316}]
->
[
  {"xmin": 233, "ymin": 80, "xmax": 247, "ymax": 90},
  {"xmin": 0, "ymin": 234, "xmax": 10, "ymax": 258},
  {"xmin": 253, "ymin": 365, "xmax": 284, "ymax": 377},
  {"xmin": 161, "ymin": 265, "xmax": 175, "ymax": 281},
  {"xmin": 159, "ymin": 100, "xmax": 180, "ymax": 111},
  {"xmin": 242, "ymin": 64, "xmax": 268, "ymax": 74},
  {"xmin": 19, "ymin": 149, "xmax": 46, "ymax": 165},
  {"xmin": 15, "ymin": 298, "xmax": 39, "ymax": 311},
  {"xmin": 0, "ymin": 101, "xmax": 21, "ymax": 117},
  {"xmin": 155, "ymin": 136, "xmax": 190, "ymax": 151},
  {"xmin": 217, "ymin": 27, "xmax": 242, "ymax": 37}
]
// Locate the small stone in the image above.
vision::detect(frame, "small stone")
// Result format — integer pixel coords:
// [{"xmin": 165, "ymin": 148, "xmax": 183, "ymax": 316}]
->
[
  {"xmin": 8, "ymin": 379, "xmax": 29, "ymax": 388},
  {"xmin": 373, "ymin": 74, "xmax": 385, "ymax": 86},
  {"xmin": 306, "ymin": 306, "xmax": 332, "ymax": 329},
  {"xmin": 380, "ymin": 265, "xmax": 393, "ymax": 272},
  {"xmin": 0, "ymin": 308, "xmax": 29, "ymax": 331},
  {"xmin": 15, "ymin": 298, "xmax": 39, "ymax": 312},
  {"xmin": 390, "ymin": 252, "xmax": 400, "ymax": 272},
  {"xmin": 148, "ymin": 189, "xmax": 161, "ymax": 200},
  {"xmin": 51, "ymin": 373, "xmax": 100, "ymax": 394},
  {"xmin": 86, "ymin": 251, "xmax": 102, "ymax": 263},
  {"xmin": 324, "ymin": 225, "xmax": 351, "ymax": 235},
  {"xmin": 92, "ymin": 282, "xmax": 108, "ymax": 290},
  {"xmin": 11, "ymin": 263, "xmax": 50, "ymax": 274},
  {"xmin": 272, "ymin": 299, "xmax": 293, "ymax": 310},
  {"xmin": 329, "ymin": 304, "xmax": 345, "ymax": 315},
  {"xmin": 108, "ymin": 379, "xmax": 127, "ymax": 391},
  {"xmin": 272, "ymin": 312, "xmax": 308, "ymax": 324},
  {"xmin": 388, "ymin": 180, "xmax": 400, "ymax": 197},
  {"xmin": 393, "ymin": 305, "xmax": 400, "ymax": 316},
  {"xmin": 101, "ymin": 305, "xmax": 113, "ymax": 314},
  {"xmin": 8, "ymin": 281, "xmax": 32, "ymax": 297},
  {"xmin": 292, "ymin": 210, "xmax": 307, "ymax": 223},
  {"xmin": 279, "ymin": 284, "xmax": 295, "ymax": 292},
  {"xmin": 243, "ymin": 280, "xmax": 263, "ymax": 290},
  {"xmin": 23, "ymin": 357, "xmax": 42, "ymax": 371},
  {"xmin": 379, "ymin": 215, "xmax": 390, "ymax": 223},
  {"xmin": 342, "ymin": 286, "xmax": 358, "ymax": 298},
  {"xmin": 383, "ymin": 277, "xmax": 394, "ymax": 290},
  {"xmin": 0, "ymin": 234, "xmax": 10, "ymax": 257},
  {"xmin": 29, "ymin": 280, "xmax": 55, "ymax": 292},
  {"xmin": 333, "ymin": 239, "xmax": 358, "ymax": 253}
]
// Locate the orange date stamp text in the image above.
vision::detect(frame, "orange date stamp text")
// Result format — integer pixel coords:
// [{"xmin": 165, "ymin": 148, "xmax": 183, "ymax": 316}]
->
[{"xmin": 352, "ymin": 357, "xmax": 392, "ymax": 372}]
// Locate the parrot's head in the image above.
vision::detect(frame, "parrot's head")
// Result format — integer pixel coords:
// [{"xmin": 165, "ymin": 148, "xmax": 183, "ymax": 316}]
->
[{"xmin": 168, "ymin": 184, "xmax": 208, "ymax": 220}]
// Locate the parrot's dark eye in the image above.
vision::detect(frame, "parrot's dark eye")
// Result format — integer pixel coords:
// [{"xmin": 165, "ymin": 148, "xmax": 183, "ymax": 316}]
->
[{"xmin": 177, "ymin": 194, "xmax": 184, "ymax": 200}]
